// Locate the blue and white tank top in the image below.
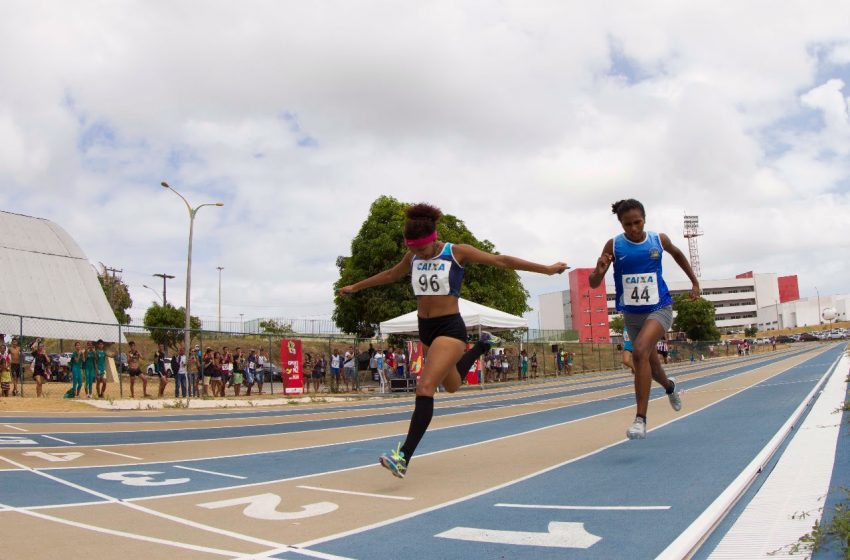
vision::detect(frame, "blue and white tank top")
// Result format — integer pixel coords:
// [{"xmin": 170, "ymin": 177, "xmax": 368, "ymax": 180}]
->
[
  {"xmin": 410, "ymin": 242, "xmax": 464, "ymax": 297},
  {"xmin": 613, "ymin": 232, "xmax": 672, "ymax": 314}
]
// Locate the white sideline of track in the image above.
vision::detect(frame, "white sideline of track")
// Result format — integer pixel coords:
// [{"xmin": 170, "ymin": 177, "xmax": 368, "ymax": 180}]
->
[
  {"xmin": 705, "ymin": 351, "xmax": 849, "ymax": 559},
  {"xmin": 657, "ymin": 347, "xmax": 846, "ymax": 560}
]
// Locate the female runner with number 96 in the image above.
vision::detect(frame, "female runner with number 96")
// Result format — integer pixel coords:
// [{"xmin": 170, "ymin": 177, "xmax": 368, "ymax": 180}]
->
[
  {"xmin": 589, "ymin": 199, "xmax": 700, "ymax": 440},
  {"xmin": 339, "ymin": 203, "xmax": 567, "ymax": 478}
]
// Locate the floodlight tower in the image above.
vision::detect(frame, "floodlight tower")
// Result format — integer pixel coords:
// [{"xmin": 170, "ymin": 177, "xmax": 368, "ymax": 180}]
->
[{"xmin": 683, "ymin": 215, "xmax": 703, "ymax": 278}]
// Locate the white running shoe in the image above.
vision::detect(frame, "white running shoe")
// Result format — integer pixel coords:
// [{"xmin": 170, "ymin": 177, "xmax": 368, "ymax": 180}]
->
[
  {"xmin": 626, "ymin": 416, "xmax": 646, "ymax": 439},
  {"xmin": 667, "ymin": 377, "xmax": 682, "ymax": 411},
  {"xmin": 479, "ymin": 331, "xmax": 502, "ymax": 347}
]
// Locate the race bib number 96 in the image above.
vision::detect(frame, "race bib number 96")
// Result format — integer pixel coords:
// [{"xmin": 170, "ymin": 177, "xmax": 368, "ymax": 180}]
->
[
  {"xmin": 622, "ymin": 273, "xmax": 660, "ymax": 306},
  {"xmin": 412, "ymin": 261, "xmax": 451, "ymax": 295}
]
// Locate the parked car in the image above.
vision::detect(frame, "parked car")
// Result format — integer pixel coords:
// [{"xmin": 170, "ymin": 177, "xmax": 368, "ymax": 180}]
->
[
  {"xmin": 115, "ymin": 352, "xmax": 128, "ymax": 373},
  {"xmin": 774, "ymin": 335, "xmax": 796, "ymax": 343},
  {"xmin": 798, "ymin": 332, "xmax": 819, "ymax": 342},
  {"xmin": 146, "ymin": 359, "xmax": 173, "ymax": 377},
  {"xmin": 827, "ymin": 331, "xmax": 846, "ymax": 340}
]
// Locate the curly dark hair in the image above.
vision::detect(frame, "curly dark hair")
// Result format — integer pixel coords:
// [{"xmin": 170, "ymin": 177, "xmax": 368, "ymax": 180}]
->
[
  {"xmin": 611, "ymin": 199, "xmax": 645, "ymax": 220},
  {"xmin": 404, "ymin": 203, "xmax": 442, "ymax": 240}
]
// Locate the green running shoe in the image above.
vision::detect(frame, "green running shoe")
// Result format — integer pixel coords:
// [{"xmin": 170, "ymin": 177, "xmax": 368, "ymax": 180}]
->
[{"xmin": 379, "ymin": 443, "xmax": 408, "ymax": 479}]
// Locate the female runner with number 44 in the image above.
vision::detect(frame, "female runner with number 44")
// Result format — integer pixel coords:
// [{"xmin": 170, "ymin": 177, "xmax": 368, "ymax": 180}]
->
[
  {"xmin": 339, "ymin": 203, "xmax": 568, "ymax": 478},
  {"xmin": 589, "ymin": 199, "xmax": 700, "ymax": 440}
]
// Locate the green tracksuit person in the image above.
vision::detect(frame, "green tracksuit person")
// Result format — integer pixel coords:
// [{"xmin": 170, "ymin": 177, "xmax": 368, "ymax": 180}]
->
[
  {"xmin": 71, "ymin": 342, "xmax": 83, "ymax": 397},
  {"xmin": 84, "ymin": 342, "xmax": 96, "ymax": 398}
]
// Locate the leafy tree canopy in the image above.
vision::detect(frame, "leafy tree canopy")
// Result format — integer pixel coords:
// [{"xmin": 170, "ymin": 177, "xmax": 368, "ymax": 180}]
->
[
  {"xmin": 609, "ymin": 314, "xmax": 625, "ymax": 335},
  {"xmin": 97, "ymin": 265, "xmax": 133, "ymax": 324},
  {"xmin": 333, "ymin": 196, "xmax": 530, "ymax": 337},
  {"xmin": 259, "ymin": 319, "xmax": 295, "ymax": 337},
  {"xmin": 143, "ymin": 303, "xmax": 202, "ymax": 351},
  {"xmin": 671, "ymin": 295, "xmax": 721, "ymax": 341}
]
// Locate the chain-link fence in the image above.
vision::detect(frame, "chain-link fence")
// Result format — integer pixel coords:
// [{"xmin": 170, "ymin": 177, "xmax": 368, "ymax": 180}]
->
[{"xmin": 0, "ymin": 311, "xmax": 787, "ymax": 400}]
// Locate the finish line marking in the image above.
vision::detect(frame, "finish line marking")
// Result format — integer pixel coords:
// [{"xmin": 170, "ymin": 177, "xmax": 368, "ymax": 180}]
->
[
  {"xmin": 95, "ymin": 449, "xmax": 141, "ymax": 460},
  {"xmin": 42, "ymin": 435, "xmax": 75, "ymax": 445},
  {"xmin": 297, "ymin": 485, "xmax": 414, "ymax": 501},
  {"xmin": 495, "ymin": 503, "xmax": 670, "ymax": 511},
  {"xmin": 174, "ymin": 465, "xmax": 246, "ymax": 479}
]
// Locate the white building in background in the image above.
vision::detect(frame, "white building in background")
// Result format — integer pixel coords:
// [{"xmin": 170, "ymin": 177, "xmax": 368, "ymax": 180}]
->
[
  {"xmin": 539, "ymin": 269, "xmax": 807, "ymax": 337},
  {"xmin": 757, "ymin": 294, "xmax": 850, "ymax": 330}
]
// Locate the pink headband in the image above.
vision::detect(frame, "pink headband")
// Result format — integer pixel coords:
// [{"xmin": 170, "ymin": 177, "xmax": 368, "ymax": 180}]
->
[{"xmin": 404, "ymin": 231, "xmax": 437, "ymax": 247}]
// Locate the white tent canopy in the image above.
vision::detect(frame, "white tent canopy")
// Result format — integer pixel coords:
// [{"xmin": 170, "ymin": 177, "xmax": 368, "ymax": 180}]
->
[{"xmin": 379, "ymin": 298, "xmax": 527, "ymax": 335}]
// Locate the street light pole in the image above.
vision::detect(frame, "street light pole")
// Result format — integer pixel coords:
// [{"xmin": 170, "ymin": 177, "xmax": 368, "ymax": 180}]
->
[
  {"xmin": 152, "ymin": 273, "xmax": 175, "ymax": 306},
  {"xmin": 161, "ymin": 181, "xmax": 223, "ymax": 355},
  {"xmin": 217, "ymin": 266, "xmax": 224, "ymax": 332},
  {"xmin": 142, "ymin": 284, "xmax": 164, "ymax": 305}
]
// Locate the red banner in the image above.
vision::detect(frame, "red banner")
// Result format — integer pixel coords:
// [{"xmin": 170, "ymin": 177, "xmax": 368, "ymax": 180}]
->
[
  {"xmin": 281, "ymin": 339, "xmax": 304, "ymax": 395},
  {"xmin": 465, "ymin": 343, "xmax": 480, "ymax": 385},
  {"xmin": 407, "ymin": 340, "xmax": 424, "ymax": 381}
]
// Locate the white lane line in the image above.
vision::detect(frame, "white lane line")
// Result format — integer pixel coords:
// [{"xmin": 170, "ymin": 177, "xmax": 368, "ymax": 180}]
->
[
  {"xmin": 173, "ymin": 465, "xmax": 246, "ymax": 479},
  {"xmin": 127, "ymin": 347, "xmax": 824, "ymax": 506},
  {"xmin": 0, "ymin": 501, "xmax": 246, "ymax": 557},
  {"xmin": 297, "ymin": 485, "xmax": 414, "ymax": 501},
  {"xmin": 4, "ymin": 424, "xmax": 28, "ymax": 432},
  {"xmin": 237, "ymin": 545, "xmax": 355, "ymax": 560},
  {"xmin": 42, "ymin": 435, "xmax": 75, "ymax": 445},
  {"xmin": 94, "ymin": 449, "xmax": 141, "ymax": 460},
  {"xmin": 658, "ymin": 350, "xmax": 844, "ymax": 560},
  {"xmin": 294, "ymin": 348, "xmax": 830, "ymax": 549},
  {"xmin": 495, "ymin": 503, "xmax": 670, "ymax": 511},
  {"xmin": 0, "ymin": 454, "xmax": 297, "ymax": 551}
]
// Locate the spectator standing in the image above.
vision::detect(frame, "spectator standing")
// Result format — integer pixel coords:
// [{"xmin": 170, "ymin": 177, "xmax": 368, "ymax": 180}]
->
[
  {"xmin": 9, "ymin": 339, "xmax": 20, "ymax": 396},
  {"xmin": 189, "ymin": 345, "xmax": 201, "ymax": 397},
  {"xmin": 95, "ymin": 339, "xmax": 107, "ymax": 399},
  {"xmin": 0, "ymin": 344, "xmax": 11, "ymax": 397},
  {"xmin": 256, "ymin": 348, "xmax": 267, "ymax": 394},
  {"xmin": 245, "ymin": 349, "xmax": 257, "ymax": 396},
  {"xmin": 222, "ymin": 346, "xmax": 233, "ymax": 391},
  {"xmin": 395, "ymin": 349, "xmax": 406, "ymax": 377},
  {"xmin": 31, "ymin": 342, "xmax": 49, "ymax": 397},
  {"xmin": 555, "ymin": 349, "xmax": 563, "ymax": 374},
  {"xmin": 202, "ymin": 348, "xmax": 214, "ymax": 397},
  {"xmin": 155, "ymin": 344, "xmax": 169, "ymax": 397},
  {"xmin": 329, "ymin": 349, "xmax": 341, "ymax": 391},
  {"xmin": 343, "ymin": 348, "xmax": 356, "ymax": 392},
  {"xmin": 369, "ymin": 351, "xmax": 378, "ymax": 382},
  {"xmin": 83, "ymin": 341, "xmax": 96, "ymax": 399},
  {"xmin": 127, "ymin": 341, "xmax": 147, "ymax": 398},
  {"xmin": 211, "ymin": 351, "xmax": 224, "ymax": 396},
  {"xmin": 174, "ymin": 346, "xmax": 188, "ymax": 398},
  {"xmin": 566, "ymin": 351, "xmax": 574, "ymax": 375},
  {"xmin": 520, "ymin": 350, "xmax": 529, "ymax": 380},
  {"xmin": 530, "ymin": 351, "xmax": 538, "ymax": 376},
  {"xmin": 310, "ymin": 353, "xmax": 326, "ymax": 393},
  {"xmin": 232, "ymin": 348, "xmax": 245, "ymax": 397}
]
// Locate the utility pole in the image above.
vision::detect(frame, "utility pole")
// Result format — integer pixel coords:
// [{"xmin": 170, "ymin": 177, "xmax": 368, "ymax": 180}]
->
[
  {"xmin": 104, "ymin": 266, "xmax": 124, "ymax": 308},
  {"xmin": 153, "ymin": 273, "xmax": 175, "ymax": 307}
]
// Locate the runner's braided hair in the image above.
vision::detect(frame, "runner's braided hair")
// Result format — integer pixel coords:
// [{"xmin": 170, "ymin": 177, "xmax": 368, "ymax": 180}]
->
[
  {"xmin": 404, "ymin": 203, "xmax": 442, "ymax": 239},
  {"xmin": 611, "ymin": 199, "xmax": 645, "ymax": 220}
]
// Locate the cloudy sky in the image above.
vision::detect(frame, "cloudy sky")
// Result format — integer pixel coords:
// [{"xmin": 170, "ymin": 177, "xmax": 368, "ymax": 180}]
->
[{"xmin": 1, "ymin": 1, "xmax": 849, "ymax": 330}]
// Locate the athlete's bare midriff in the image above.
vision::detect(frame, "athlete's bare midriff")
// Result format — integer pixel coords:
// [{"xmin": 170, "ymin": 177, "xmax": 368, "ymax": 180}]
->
[{"xmin": 416, "ymin": 294, "xmax": 460, "ymax": 318}]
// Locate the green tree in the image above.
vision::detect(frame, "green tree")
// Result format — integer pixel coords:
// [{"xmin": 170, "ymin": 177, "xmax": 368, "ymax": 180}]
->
[
  {"xmin": 259, "ymin": 319, "xmax": 295, "ymax": 336},
  {"xmin": 143, "ymin": 303, "xmax": 202, "ymax": 350},
  {"xmin": 333, "ymin": 196, "xmax": 531, "ymax": 337},
  {"xmin": 672, "ymin": 295, "xmax": 720, "ymax": 341},
  {"xmin": 609, "ymin": 314, "xmax": 625, "ymax": 335},
  {"xmin": 744, "ymin": 326, "xmax": 759, "ymax": 338},
  {"xmin": 97, "ymin": 265, "xmax": 132, "ymax": 324}
]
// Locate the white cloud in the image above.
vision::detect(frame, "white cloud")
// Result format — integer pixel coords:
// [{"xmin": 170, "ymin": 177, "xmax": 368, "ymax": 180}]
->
[{"xmin": 2, "ymin": 1, "xmax": 850, "ymax": 329}]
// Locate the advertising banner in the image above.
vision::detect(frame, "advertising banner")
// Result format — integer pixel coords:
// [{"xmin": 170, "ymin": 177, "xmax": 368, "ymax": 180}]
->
[
  {"xmin": 406, "ymin": 340, "xmax": 424, "ymax": 381},
  {"xmin": 281, "ymin": 339, "xmax": 304, "ymax": 395}
]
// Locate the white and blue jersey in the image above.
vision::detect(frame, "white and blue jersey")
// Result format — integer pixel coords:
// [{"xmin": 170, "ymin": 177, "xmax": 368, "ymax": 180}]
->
[
  {"xmin": 613, "ymin": 231, "xmax": 672, "ymax": 314},
  {"xmin": 410, "ymin": 242, "xmax": 464, "ymax": 297}
]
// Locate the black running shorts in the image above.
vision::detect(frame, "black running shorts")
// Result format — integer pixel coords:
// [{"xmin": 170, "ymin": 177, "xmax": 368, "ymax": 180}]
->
[{"xmin": 417, "ymin": 313, "xmax": 467, "ymax": 347}]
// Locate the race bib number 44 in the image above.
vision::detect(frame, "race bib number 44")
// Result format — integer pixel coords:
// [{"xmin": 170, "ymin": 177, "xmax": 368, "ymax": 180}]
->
[
  {"xmin": 622, "ymin": 273, "xmax": 660, "ymax": 306},
  {"xmin": 412, "ymin": 260, "xmax": 451, "ymax": 295}
]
